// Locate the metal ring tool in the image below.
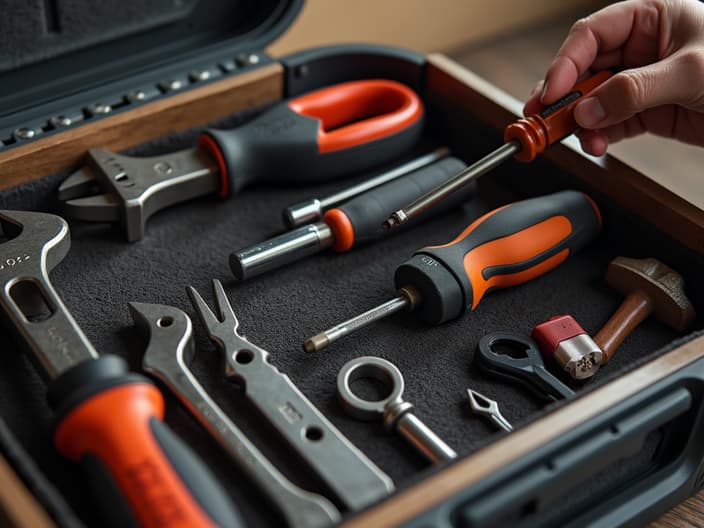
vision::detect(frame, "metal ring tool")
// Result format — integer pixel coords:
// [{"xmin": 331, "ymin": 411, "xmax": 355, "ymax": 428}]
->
[{"xmin": 337, "ymin": 356, "xmax": 457, "ymax": 463}]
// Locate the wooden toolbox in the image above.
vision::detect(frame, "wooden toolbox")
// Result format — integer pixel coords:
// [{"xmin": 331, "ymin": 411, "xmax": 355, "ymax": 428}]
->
[{"xmin": 0, "ymin": 1, "xmax": 702, "ymax": 527}]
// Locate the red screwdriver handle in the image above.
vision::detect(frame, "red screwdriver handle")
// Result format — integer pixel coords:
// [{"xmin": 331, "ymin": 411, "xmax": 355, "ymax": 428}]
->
[
  {"xmin": 199, "ymin": 79, "xmax": 424, "ymax": 198},
  {"xmin": 396, "ymin": 191, "xmax": 601, "ymax": 325},
  {"xmin": 505, "ymin": 70, "xmax": 613, "ymax": 162},
  {"xmin": 50, "ymin": 356, "xmax": 241, "ymax": 528}
]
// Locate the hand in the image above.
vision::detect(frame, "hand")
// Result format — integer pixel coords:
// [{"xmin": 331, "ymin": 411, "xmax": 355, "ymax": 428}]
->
[{"xmin": 524, "ymin": 0, "xmax": 704, "ymax": 156}]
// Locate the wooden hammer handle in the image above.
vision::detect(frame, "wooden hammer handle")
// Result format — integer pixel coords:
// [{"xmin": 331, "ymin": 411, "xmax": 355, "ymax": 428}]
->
[{"xmin": 593, "ymin": 290, "xmax": 653, "ymax": 363}]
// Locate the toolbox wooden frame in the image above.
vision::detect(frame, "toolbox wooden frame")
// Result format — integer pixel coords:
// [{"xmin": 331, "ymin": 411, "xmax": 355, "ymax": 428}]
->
[{"xmin": 1, "ymin": 6, "xmax": 703, "ymax": 526}]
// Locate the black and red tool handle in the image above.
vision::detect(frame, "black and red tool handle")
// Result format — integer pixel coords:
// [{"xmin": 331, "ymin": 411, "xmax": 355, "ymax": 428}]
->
[
  {"xmin": 395, "ymin": 190, "xmax": 602, "ymax": 324},
  {"xmin": 48, "ymin": 355, "xmax": 242, "ymax": 528},
  {"xmin": 323, "ymin": 156, "xmax": 472, "ymax": 251},
  {"xmin": 199, "ymin": 79, "xmax": 424, "ymax": 197},
  {"xmin": 506, "ymin": 70, "xmax": 613, "ymax": 162}
]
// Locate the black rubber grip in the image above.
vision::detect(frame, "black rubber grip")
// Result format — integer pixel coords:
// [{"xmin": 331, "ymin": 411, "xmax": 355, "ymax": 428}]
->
[
  {"xmin": 336, "ymin": 156, "xmax": 472, "ymax": 246},
  {"xmin": 201, "ymin": 102, "xmax": 423, "ymax": 195},
  {"xmin": 395, "ymin": 191, "xmax": 601, "ymax": 324}
]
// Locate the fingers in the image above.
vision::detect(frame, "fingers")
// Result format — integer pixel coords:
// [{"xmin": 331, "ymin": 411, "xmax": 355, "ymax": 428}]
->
[
  {"xmin": 573, "ymin": 53, "xmax": 700, "ymax": 130},
  {"xmin": 541, "ymin": 0, "xmax": 660, "ymax": 104},
  {"xmin": 576, "ymin": 129, "xmax": 608, "ymax": 157}
]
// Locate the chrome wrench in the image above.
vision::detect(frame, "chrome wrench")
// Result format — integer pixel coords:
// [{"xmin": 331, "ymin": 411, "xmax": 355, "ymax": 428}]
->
[
  {"xmin": 129, "ymin": 301, "xmax": 340, "ymax": 528},
  {"xmin": 187, "ymin": 279, "xmax": 394, "ymax": 511}
]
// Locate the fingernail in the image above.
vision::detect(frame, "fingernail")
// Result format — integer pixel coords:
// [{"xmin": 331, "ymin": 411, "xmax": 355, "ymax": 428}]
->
[
  {"xmin": 540, "ymin": 80, "xmax": 549, "ymax": 101},
  {"xmin": 575, "ymin": 97, "xmax": 606, "ymax": 128},
  {"xmin": 530, "ymin": 80, "xmax": 544, "ymax": 98}
]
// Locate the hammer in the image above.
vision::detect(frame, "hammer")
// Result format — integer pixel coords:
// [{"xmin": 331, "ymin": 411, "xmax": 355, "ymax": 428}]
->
[{"xmin": 593, "ymin": 256, "xmax": 696, "ymax": 363}]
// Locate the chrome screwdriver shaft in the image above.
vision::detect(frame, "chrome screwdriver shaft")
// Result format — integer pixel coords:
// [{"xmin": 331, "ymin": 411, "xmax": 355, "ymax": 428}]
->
[
  {"xmin": 384, "ymin": 141, "xmax": 520, "ymax": 229},
  {"xmin": 284, "ymin": 147, "xmax": 449, "ymax": 227},
  {"xmin": 304, "ymin": 288, "xmax": 420, "ymax": 352}
]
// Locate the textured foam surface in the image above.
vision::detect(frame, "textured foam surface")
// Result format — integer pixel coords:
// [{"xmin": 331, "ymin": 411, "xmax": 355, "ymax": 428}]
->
[{"xmin": 0, "ymin": 113, "xmax": 702, "ymax": 527}]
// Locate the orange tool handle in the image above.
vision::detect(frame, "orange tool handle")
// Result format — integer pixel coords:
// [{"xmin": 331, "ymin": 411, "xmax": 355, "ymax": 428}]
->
[
  {"xmin": 50, "ymin": 356, "xmax": 241, "ymax": 528},
  {"xmin": 395, "ymin": 191, "xmax": 601, "ymax": 325},
  {"xmin": 505, "ymin": 70, "xmax": 613, "ymax": 162}
]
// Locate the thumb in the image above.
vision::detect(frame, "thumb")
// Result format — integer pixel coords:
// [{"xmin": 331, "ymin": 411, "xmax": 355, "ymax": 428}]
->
[{"xmin": 573, "ymin": 53, "xmax": 699, "ymax": 129}]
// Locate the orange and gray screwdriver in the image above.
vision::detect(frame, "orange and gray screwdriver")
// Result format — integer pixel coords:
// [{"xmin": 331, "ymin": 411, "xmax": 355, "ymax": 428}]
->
[
  {"xmin": 304, "ymin": 190, "xmax": 601, "ymax": 352},
  {"xmin": 231, "ymin": 155, "xmax": 473, "ymax": 280},
  {"xmin": 383, "ymin": 71, "xmax": 612, "ymax": 229}
]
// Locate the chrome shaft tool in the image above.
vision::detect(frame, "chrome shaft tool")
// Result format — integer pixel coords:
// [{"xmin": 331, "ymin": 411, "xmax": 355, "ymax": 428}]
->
[
  {"xmin": 384, "ymin": 71, "xmax": 612, "ymax": 229},
  {"xmin": 59, "ymin": 79, "xmax": 423, "ymax": 241},
  {"xmin": 466, "ymin": 389, "xmax": 513, "ymax": 433},
  {"xmin": 283, "ymin": 147, "xmax": 449, "ymax": 227},
  {"xmin": 187, "ymin": 279, "xmax": 394, "ymax": 511},
  {"xmin": 304, "ymin": 191, "xmax": 601, "ymax": 352},
  {"xmin": 231, "ymin": 156, "xmax": 473, "ymax": 280},
  {"xmin": 0, "ymin": 210, "xmax": 241, "ymax": 528},
  {"xmin": 337, "ymin": 356, "xmax": 457, "ymax": 463},
  {"xmin": 130, "ymin": 302, "xmax": 340, "ymax": 528}
]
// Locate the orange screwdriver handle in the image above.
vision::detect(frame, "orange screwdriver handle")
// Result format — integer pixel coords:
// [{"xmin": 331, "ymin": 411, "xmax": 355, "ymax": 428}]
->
[
  {"xmin": 395, "ymin": 191, "xmax": 601, "ymax": 325},
  {"xmin": 505, "ymin": 70, "xmax": 613, "ymax": 162},
  {"xmin": 50, "ymin": 356, "xmax": 241, "ymax": 528}
]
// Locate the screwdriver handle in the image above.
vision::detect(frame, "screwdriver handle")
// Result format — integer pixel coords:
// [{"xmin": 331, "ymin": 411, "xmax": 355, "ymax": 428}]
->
[
  {"xmin": 199, "ymin": 79, "xmax": 423, "ymax": 197},
  {"xmin": 49, "ymin": 356, "xmax": 242, "ymax": 528},
  {"xmin": 324, "ymin": 156, "xmax": 472, "ymax": 251},
  {"xmin": 505, "ymin": 70, "xmax": 613, "ymax": 162},
  {"xmin": 395, "ymin": 191, "xmax": 601, "ymax": 325}
]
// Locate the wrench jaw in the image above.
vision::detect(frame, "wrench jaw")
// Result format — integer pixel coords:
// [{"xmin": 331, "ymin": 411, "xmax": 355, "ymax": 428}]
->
[{"xmin": 58, "ymin": 148, "xmax": 219, "ymax": 242}]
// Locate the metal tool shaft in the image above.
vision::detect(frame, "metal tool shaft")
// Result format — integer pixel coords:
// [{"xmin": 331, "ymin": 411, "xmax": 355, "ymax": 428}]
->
[
  {"xmin": 395, "ymin": 412, "xmax": 457, "ymax": 462},
  {"xmin": 385, "ymin": 141, "xmax": 520, "ymax": 228},
  {"xmin": 231, "ymin": 222, "xmax": 333, "ymax": 280},
  {"xmin": 304, "ymin": 293, "xmax": 412, "ymax": 353},
  {"xmin": 131, "ymin": 302, "xmax": 340, "ymax": 528},
  {"xmin": 283, "ymin": 147, "xmax": 450, "ymax": 227}
]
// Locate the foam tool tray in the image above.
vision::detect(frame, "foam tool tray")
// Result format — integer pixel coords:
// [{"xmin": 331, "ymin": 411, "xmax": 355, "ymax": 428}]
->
[{"xmin": 0, "ymin": 2, "xmax": 703, "ymax": 527}]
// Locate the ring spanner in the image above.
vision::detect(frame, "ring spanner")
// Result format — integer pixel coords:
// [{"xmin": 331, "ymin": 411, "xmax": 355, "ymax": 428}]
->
[
  {"xmin": 187, "ymin": 279, "xmax": 394, "ymax": 511},
  {"xmin": 0, "ymin": 210, "xmax": 241, "ymax": 528},
  {"xmin": 130, "ymin": 301, "xmax": 340, "ymax": 528}
]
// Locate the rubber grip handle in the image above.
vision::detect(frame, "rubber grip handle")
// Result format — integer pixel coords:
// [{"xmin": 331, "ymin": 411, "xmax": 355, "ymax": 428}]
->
[
  {"xmin": 323, "ymin": 156, "xmax": 472, "ymax": 251},
  {"xmin": 396, "ymin": 191, "xmax": 601, "ymax": 325},
  {"xmin": 199, "ymin": 79, "xmax": 424, "ymax": 197},
  {"xmin": 51, "ymin": 357, "xmax": 242, "ymax": 528},
  {"xmin": 505, "ymin": 70, "xmax": 613, "ymax": 161}
]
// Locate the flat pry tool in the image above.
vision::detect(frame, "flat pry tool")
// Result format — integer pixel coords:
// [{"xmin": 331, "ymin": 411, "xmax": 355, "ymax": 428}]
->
[
  {"xmin": 130, "ymin": 301, "xmax": 340, "ymax": 528},
  {"xmin": 58, "ymin": 79, "xmax": 423, "ymax": 241},
  {"xmin": 187, "ymin": 279, "xmax": 394, "ymax": 511}
]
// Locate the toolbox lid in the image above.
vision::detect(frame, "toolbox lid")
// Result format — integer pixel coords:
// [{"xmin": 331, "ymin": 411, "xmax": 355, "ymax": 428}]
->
[{"xmin": 0, "ymin": 0, "xmax": 303, "ymax": 144}]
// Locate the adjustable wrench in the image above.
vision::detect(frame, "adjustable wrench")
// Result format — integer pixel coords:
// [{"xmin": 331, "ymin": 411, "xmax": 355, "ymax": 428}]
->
[
  {"xmin": 58, "ymin": 79, "xmax": 423, "ymax": 241},
  {"xmin": 129, "ymin": 301, "xmax": 340, "ymax": 528},
  {"xmin": 0, "ymin": 210, "xmax": 242, "ymax": 528},
  {"xmin": 187, "ymin": 279, "xmax": 395, "ymax": 511}
]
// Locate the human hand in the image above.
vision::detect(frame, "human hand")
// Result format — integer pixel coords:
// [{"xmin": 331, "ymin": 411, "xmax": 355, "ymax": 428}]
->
[{"xmin": 524, "ymin": 0, "xmax": 704, "ymax": 156}]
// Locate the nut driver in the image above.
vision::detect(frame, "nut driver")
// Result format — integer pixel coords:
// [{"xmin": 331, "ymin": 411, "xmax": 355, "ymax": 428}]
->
[
  {"xmin": 58, "ymin": 79, "xmax": 423, "ymax": 241},
  {"xmin": 305, "ymin": 190, "xmax": 602, "ymax": 352},
  {"xmin": 130, "ymin": 302, "xmax": 340, "ymax": 528},
  {"xmin": 231, "ymin": 156, "xmax": 474, "ymax": 280},
  {"xmin": 186, "ymin": 279, "xmax": 394, "ymax": 511},
  {"xmin": 476, "ymin": 332, "xmax": 575, "ymax": 402},
  {"xmin": 0, "ymin": 210, "xmax": 242, "ymax": 528},
  {"xmin": 384, "ymin": 71, "xmax": 612, "ymax": 228}
]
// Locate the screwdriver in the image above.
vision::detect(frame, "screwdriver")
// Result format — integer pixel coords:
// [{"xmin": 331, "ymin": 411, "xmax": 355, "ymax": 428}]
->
[
  {"xmin": 383, "ymin": 71, "xmax": 612, "ymax": 229},
  {"xmin": 304, "ymin": 190, "xmax": 601, "ymax": 352},
  {"xmin": 231, "ymin": 156, "xmax": 474, "ymax": 280}
]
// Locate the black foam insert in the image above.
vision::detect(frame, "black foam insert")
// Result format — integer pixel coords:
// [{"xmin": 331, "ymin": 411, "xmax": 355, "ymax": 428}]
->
[
  {"xmin": 0, "ymin": 0, "xmax": 197, "ymax": 72},
  {"xmin": 0, "ymin": 106, "xmax": 701, "ymax": 527}
]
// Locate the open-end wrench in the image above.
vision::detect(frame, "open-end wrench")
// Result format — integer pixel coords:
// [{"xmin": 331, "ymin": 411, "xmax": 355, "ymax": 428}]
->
[
  {"xmin": 58, "ymin": 79, "xmax": 423, "ymax": 241},
  {"xmin": 187, "ymin": 279, "xmax": 395, "ymax": 511},
  {"xmin": 129, "ymin": 301, "xmax": 340, "ymax": 528},
  {"xmin": 0, "ymin": 210, "xmax": 242, "ymax": 528}
]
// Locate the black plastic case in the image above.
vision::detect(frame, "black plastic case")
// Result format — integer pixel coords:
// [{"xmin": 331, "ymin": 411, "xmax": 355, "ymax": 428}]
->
[{"xmin": 0, "ymin": 2, "xmax": 703, "ymax": 528}]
